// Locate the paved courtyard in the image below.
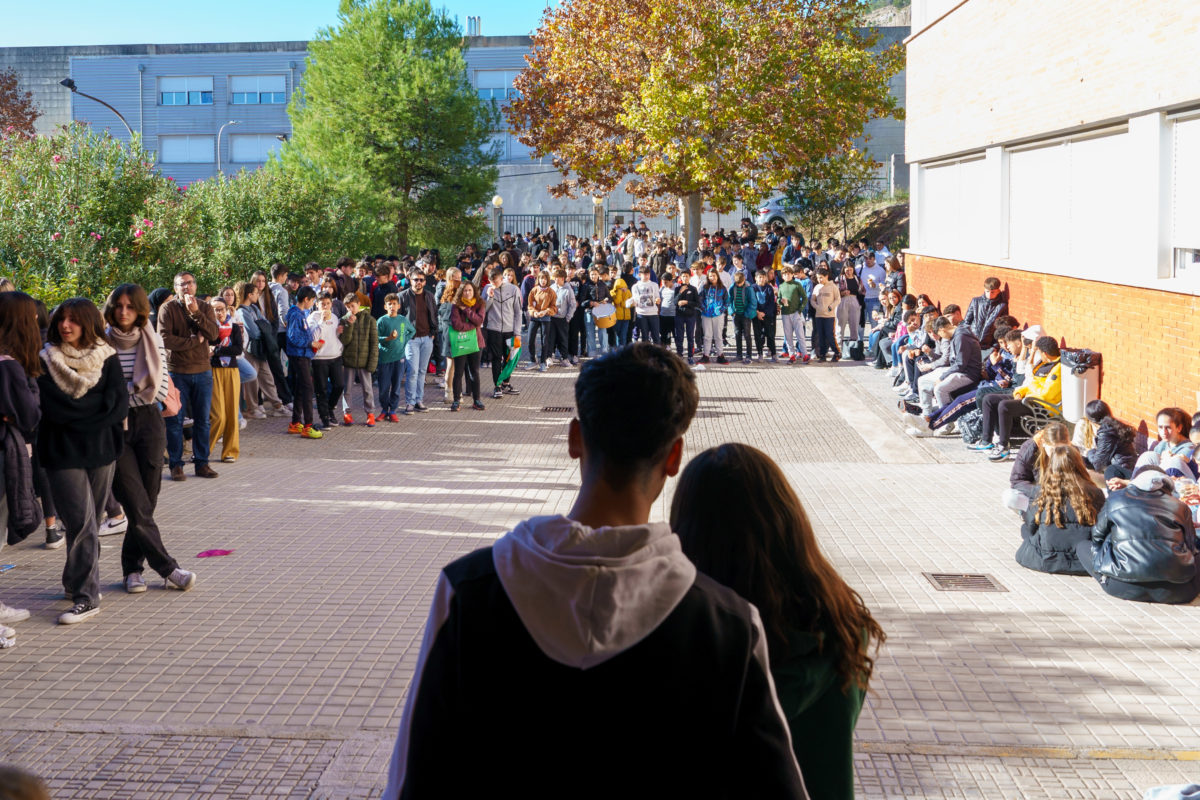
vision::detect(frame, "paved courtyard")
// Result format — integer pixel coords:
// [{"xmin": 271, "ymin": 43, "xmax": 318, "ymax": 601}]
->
[{"xmin": 1, "ymin": 359, "xmax": 1197, "ymax": 799}]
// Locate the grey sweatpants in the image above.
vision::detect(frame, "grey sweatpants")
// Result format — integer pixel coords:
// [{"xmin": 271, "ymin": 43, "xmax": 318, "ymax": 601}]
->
[
  {"xmin": 341, "ymin": 366, "xmax": 377, "ymax": 416},
  {"xmin": 701, "ymin": 315, "xmax": 724, "ymax": 357},
  {"xmin": 48, "ymin": 463, "xmax": 114, "ymax": 606}
]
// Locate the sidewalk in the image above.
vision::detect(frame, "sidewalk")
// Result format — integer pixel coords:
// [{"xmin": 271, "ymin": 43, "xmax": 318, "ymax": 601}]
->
[{"xmin": 0, "ymin": 360, "xmax": 1195, "ymax": 799}]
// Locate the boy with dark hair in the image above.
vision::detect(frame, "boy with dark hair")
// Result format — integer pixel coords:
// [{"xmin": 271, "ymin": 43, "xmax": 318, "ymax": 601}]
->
[
  {"xmin": 376, "ymin": 293, "xmax": 414, "ymax": 423},
  {"xmin": 285, "ymin": 286, "xmax": 322, "ymax": 439},
  {"xmin": 340, "ymin": 294, "xmax": 378, "ymax": 426},
  {"xmin": 384, "ymin": 344, "xmax": 807, "ymax": 799}
]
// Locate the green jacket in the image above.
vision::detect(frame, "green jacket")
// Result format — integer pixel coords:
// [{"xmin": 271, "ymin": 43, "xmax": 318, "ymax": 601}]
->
[
  {"xmin": 377, "ymin": 313, "xmax": 415, "ymax": 365},
  {"xmin": 777, "ymin": 280, "xmax": 808, "ymax": 316},
  {"xmin": 772, "ymin": 628, "xmax": 866, "ymax": 800},
  {"xmin": 729, "ymin": 281, "xmax": 758, "ymax": 318},
  {"xmin": 341, "ymin": 309, "xmax": 379, "ymax": 372}
]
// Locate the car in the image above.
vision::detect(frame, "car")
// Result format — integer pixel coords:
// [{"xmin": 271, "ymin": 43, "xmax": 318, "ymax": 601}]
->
[{"xmin": 755, "ymin": 196, "xmax": 790, "ymax": 229}]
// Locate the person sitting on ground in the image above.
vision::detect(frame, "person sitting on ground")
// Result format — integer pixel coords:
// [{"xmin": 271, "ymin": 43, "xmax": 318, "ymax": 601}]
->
[
  {"xmin": 895, "ymin": 307, "xmax": 943, "ymax": 407},
  {"xmin": 1107, "ymin": 407, "xmax": 1198, "ymax": 489},
  {"xmin": 1079, "ymin": 464, "xmax": 1200, "ymax": 604},
  {"xmin": 1015, "ymin": 439, "xmax": 1106, "ymax": 575},
  {"xmin": 1077, "ymin": 400, "xmax": 1137, "ymax": 480},
  {"xmin": 972, "ymin": 336, "xmax": 1062, "ymax": 462},
  {"xmin": 908, "ymin": 314, "xmax": 982, "ymax": 430},
  {"xmin": 383, "ymin": 344, "xmax": 808, "ymax": 799},
  {"xmin": 672, "ymin": 442, "xmax": 884, "ymax": 800},
  {"xmin": 1003, "ymin": 421, "xmax": 1071, "ymax": 514}
]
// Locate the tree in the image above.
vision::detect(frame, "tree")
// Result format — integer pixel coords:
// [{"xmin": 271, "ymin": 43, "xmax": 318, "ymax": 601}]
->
[
  {"xmin": 0, "ymin": 68, "xmax": 40, "ymax": 137},
  {"xmin": 509, "ymin": 0, "xmax": 903, "ymax": 252},
  {"xmin": 284, "ymin": 0, "xmax": 498, "ymax": 254},
  {"xmin": 784, "ymin": 148, "xmax": 881, "ymax": 243}
]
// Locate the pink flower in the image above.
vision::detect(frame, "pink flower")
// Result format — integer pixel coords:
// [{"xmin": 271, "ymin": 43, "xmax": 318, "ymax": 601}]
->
[
  {"xmin": 52, "ymin": 154, "xmax": 63, "ymax": 163},
  {"xmin": 69, "ymin": 258, "xmax": 79, "ymax": 263},
  {"xmin": 166, "ymin": 176, "xmax": 174, "ymax": 182},
  {"xmin": 134, "ymin": 229, "xmax": 143, "ymax": 238},
  {"xmin": 142, "ymin": 219, "xmax": 154, "ymax": 228},
  {"xmin": 51, "ymin": 232, "xmax": 62, "ymax": 241},
  {"xmin": 90, "ymin": 232, "xmax": 102, "ymax": 241},
  {"xmin": 109, "ymin": 247, "xmax": 119, "ymax": 254}
]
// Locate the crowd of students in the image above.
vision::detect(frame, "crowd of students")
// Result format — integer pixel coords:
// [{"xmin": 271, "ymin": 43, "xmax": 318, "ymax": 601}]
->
[{"xmin": 868, "ymin": 272, "xmax": 1200, "ymax": 605}]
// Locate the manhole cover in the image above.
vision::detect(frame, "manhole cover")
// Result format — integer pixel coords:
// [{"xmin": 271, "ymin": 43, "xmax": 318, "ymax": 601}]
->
[
  {"xmin": 922, "ymin": 572, "xmax": 1008, "ymax": 592},
  {"xmin": 541, "ymin": 406, "xmax": 574, "ymax": 413}
]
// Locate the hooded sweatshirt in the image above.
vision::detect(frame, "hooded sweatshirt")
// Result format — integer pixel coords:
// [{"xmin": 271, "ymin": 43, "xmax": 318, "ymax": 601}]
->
[{"xmin": 384, "ymin": 514, "xmax": 808, "ymax": 800}]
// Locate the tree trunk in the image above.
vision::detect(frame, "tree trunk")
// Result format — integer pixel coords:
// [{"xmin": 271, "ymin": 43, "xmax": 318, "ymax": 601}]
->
[
  {"xmin": 679, "ymin": 192, "xmax": 703, "ymax": 259},
  {"xmin": 395, "ymin": 214, "xmax": 409, "ymax": 257}
]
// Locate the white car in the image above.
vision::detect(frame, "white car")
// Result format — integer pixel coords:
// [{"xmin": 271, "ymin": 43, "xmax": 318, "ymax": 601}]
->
[{"xmin": 755, "ymin": 197, "xmax": 790, "ymax": 229}]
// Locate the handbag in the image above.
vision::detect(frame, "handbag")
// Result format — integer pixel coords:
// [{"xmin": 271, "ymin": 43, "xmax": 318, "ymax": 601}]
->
[
  {"xmin": 449, "ymin": 327, "xmax": 480, "ymax": 357},
  {"xmin": 254, "ymin": 318, "xmax": 279, "ymax": 355}
]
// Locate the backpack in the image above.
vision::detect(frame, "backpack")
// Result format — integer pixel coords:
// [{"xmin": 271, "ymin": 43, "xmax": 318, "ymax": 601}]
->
[{"xmin": 958, "ymin": 409, "xmax": 984, "ymax": 444}]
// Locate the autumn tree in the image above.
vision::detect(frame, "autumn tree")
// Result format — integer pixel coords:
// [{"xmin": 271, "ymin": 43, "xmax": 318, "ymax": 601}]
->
[
  {"xmin": 785, "ymin": 148, "xmax": 881, "ymax": 243},
  {"xmin": 0, "ymin": 68, "xmax": 41, "ymax": 137},
  {"xmin": 285, "ymin": 0, "xmax": 498, "ymax": 254},
  {"xmin": 509, "ymin": 0, "xmax": 903, "ymax": 252}
]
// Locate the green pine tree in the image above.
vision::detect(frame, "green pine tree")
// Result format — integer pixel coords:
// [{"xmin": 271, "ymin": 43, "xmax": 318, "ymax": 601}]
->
[{"xmin": 285, "ymin": 0, "xmax": 498, "ymax": 254}]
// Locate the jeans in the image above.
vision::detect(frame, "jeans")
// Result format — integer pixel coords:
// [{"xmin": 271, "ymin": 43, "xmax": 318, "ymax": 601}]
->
[
  {"xmin": 453, "ymin": 351, "xmax": 482, "ymax": 403},
  {"xmin": 613, "ymin": 318, "xmax": 631, "ymax": 349},
  {"xmin": 734, "ymin": 316, "xmax": 753, "ymax": 358},
  {"xmin": 980, "ymin": 392, "xmax": 1033, "ymax": 448},
  {"xmin": 378, "ymin": 359, "xmax": 405, "ymax": 415},
  {"xmin": 812, "ymin": 317, "xmax": 836, "ymax": 358},
  {"xmin": 918, "ymin": 369, "xmax": 975, "ymax": 416},
  {"xmin": 568, "ymin": 311, "xmax": 587, "ymax": 357},
  {"xmin": 312, "ymin": 356, "xmax": 345, "ymax": 422},
  {"xmin": 485, "ymin": 330, "xmax": 512, "ymax": 388},
  {"xmin": 111, "ymin": 406, "xmax": 178, "ymax": 580},
  {"xmin": 659, "ymin": 315, "xmax": 674, "ymax": 348},
  {"xmin": 529, "ymin": 318, "xmax": 551, "ymax": 363},
  {"xmin": 781, "ymin": 312, "xmax": 807, "ymax": 357},
  {"xmin": 290, "ymin": 357, "xmax": 315, "ymax": 426},
  {"xmin": 551, "ymin": 317, "xmax": 570, "ymax": 359},
  {"xmin": 166, "ymin": 370, "xmax": 213, "ymax": 469},
  {"xmin": 864, "ymin": 297, "xmax": 883, "ymax": 325},
  {"xmin": 674, "ymin": 316, "xmax": 696, "ymax": 358},
  {"xmin": 752, "ymin": 316, "xmax": 777, "ymax": 357},
  {"xmin": 635, "ymin": 314, "xmax": 661, "ymax": 345},
  {"xmin": 49, "ymin": 462, "xmax": 114, "ymax": 606},
  {"xmin": 585, "ymin": 312, "xmax": 602, "ymax": 355},
  {"xmin": 404, "ymin": 336, "xmax": 434, "ymax": 406}
]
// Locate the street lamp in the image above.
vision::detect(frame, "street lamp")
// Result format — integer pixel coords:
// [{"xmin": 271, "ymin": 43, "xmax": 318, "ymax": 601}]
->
[
  {"xmin": 592, "ymin": 195, "xmax": 605, "ymax": 239},
  {"xmin": 491, "ymin": 194, "xmax": 503, "ymax": 241},
  {"xmin": 216, "ymin": 120, "xmax": 241, "ymax": 175},
  {"xmin": 59, "ymin": 77, "xmax": 134, "ymax": 138}
]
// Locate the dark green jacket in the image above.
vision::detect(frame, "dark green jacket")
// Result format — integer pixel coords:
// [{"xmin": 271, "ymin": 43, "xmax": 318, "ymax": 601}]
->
[
  {"xmin": 772, "ymin": 628, "xmax": 865, "ymax": 800},
  {"xmin": 341, "ymin": 310, "xmax": 379, "ymax": 372}
]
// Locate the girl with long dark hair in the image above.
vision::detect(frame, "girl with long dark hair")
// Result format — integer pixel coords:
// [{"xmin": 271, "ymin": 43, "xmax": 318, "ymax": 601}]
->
[
  {"xmin": 0, "ymin": 291, "xmax": 44, "ymax": 636},
  {"xmin": 671, "ymin": 443, "xmax": 885, "ymax": 800},
  {"xmin": 38, "ymin": 298, "xmax": 128, "ymax": 625},
  {"xmin": 1015, "ymin": 441, "xmax": 1106, "ymax": 574},
  {"xmin": 103, "ymin": 284, "xmax": 196, "ymax": 595}
]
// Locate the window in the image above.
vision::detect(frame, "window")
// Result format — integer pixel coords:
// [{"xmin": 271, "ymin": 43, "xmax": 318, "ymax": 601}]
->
[
  {"xmin": 230, "ymin": 133, "xmax": 282, "ymax": 163},
  {"xmin": 159, "ymin": 135, "xmax": 214, "ymax": 163},
  {"xmin": 1172, "ymin": 116, "xmax": 1200, "ymax": 276},
  {"xmin": 476, "ymin": 70, "xmax": 519, "ymax": 103},
  {"xmin": 1008, "ymin": 142, "xmax": 1069, "ymax": 268},
  {"xmin": 160, "ymin": 77, "xmax": 213, "ymax": 106},
  {"xmin": 230, "ymin": 75, "xmax": 287, "ymax": 105},
  {"xmin": 919, "ymin": 156, "xmax": 988, "ymax": 258}
]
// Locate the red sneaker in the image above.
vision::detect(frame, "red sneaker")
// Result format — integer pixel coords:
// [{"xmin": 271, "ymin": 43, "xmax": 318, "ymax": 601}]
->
[
  {"xmin": 343, "ymin": 412, "xmax": 354, "ymax": 426},
  {"xmin": 387, "ymin": 413, "xmax": 401, "ymax": 423},
  {"xmin": 366, "ymin": 413, "xmax": 376, "ymax": 427}
]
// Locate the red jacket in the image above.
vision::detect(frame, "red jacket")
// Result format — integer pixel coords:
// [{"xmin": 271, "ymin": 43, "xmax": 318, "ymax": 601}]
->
[{"xmin": 450, "ymin": 301, "xmax": 486, "ymax": 349}]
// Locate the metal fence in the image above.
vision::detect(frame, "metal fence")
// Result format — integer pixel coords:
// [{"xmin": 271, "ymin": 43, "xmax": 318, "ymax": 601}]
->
[{"xmin": 497, "ymin": 214, "xmax": 595, "ymax": 242}]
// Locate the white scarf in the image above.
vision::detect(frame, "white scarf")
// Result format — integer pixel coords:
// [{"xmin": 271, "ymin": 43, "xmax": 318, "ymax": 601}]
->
[{"xmin": 40, "ymin": 340, "xmax": 116, "ymax": 399}]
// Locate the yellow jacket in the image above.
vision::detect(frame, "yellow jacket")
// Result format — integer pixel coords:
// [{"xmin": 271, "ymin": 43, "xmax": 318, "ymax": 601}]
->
[
  {"xmin": 1014, "ymin": 358, "xmax": 1062, "ymax": 406},
  {"xmin": 611, "ymin": 278, "xmax": 632, "ymax": 321}
]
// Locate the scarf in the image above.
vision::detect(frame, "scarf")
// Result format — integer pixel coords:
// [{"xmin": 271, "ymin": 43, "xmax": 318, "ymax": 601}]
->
[
  {"xmin": 40, "ymin": 340, "xmax": 116, "ymax": 399},
  {"xmin": 106, "ymin": 322, "xmax": 165, "ymax": 405},
  {"xmin": 461, "ymin": 296, "xmax": 477, "ymax": 307},
  {"xmin": 216, "ymin": 317, "xmax": 233, "ymax": 367}
]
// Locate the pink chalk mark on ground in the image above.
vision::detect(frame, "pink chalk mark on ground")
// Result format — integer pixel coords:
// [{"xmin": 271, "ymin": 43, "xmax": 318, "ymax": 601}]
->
[{"xmin": 196, "ymin": 549, "xmax": 234, "ymax": 558}]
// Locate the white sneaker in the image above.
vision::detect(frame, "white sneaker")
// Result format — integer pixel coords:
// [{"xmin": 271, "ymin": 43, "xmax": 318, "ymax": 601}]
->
[
  {"xmin": 247, "ymin": 407, "xmax": 267, "ymax": 419},
  {"xmin": 0, "ymin": 602, "xmax": 30, "ymax": 624},
  {"xmin": 935, "ymin": 423, "xmax": 959, "ymax": 437},
  {"xmin": 0, "ymin": 625, "xmax": 15, "ymax": 638},
  {"xmin": 99, "ymin": 516, "xmax": 128, "ymax": 536},
  {"xmin": 124, "ymin": 573, "xmax": 147, "ymax": 594},
  {"xmin": 239, "ymin": 417, "xmax": 248, "ymax": 430},
  {"xmin": 905, "ymin": 426, "xmax": 935, "ymax": 438},
  {"xmin": 165, "ymin": 569, "xmax": 196, "ymax": 591}
]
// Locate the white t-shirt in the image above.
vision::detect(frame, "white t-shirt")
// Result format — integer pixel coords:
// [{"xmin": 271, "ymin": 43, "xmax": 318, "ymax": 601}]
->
[{"xmin": 632, "ymin": 280, "xmax": 659, "ymax": 316}]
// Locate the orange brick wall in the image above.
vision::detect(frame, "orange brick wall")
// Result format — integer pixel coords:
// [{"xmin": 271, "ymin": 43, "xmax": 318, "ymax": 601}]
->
[{"xmin": 906, "ymin": 254, "xmax": 1200, "ymax": 432}]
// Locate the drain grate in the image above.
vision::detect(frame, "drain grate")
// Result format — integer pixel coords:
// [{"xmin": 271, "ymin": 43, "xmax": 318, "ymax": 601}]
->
[
  {"xmin": 923, "ymin": 572, "xmax": 1008, "ymax": 592},
  {"xmin": 540, "ymin": 406, "xmax": 575, "ymax": 413}
]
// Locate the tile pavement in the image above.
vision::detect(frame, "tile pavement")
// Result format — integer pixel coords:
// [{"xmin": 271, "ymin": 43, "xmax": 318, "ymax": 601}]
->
[{"xmin": 0, "ymin": 357, "xmax": 1197, "ymax": 798}]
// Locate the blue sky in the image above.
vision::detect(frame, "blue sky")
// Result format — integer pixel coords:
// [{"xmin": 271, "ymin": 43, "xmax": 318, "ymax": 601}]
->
[{"xmin": 0, "ymin": 0, "xmax": 553, "ymax": 47}]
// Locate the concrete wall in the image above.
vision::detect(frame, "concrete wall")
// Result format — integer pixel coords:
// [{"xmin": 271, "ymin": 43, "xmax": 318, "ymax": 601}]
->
[{"xmin": 906, "ymin": 0, "xmax": 1200, "ymax": 162}]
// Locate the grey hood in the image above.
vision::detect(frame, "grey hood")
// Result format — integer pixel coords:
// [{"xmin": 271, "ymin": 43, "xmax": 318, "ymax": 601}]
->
[{"xmin": 492, "ymin": 515, "xmax": 697, "ymax": 670}]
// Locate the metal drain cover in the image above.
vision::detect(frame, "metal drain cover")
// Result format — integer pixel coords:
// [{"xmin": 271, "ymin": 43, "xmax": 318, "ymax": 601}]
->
[
  {"xmin": 540, "ymin": 406, "xmax": 574, "ymax": 413},
  {"xmin": 923, "ymin": 572, "xmax": 1008, "ymax": 592}
]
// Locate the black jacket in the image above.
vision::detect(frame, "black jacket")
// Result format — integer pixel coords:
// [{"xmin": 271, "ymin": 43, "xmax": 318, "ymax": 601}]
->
[
  {"xmin": 1016, "ymin": 485, "xmax": 1105, "ymax": 575},
  {"xmin": 675, "ymin": 283, "xmax": 700, "ymax": 318},
  {"xmin": 0, "ymin": 358, "xmax": 42, "ymax": 544},
  {"xmin": 1010, "ymin": 438, "xmax": 1039, "ymax": 495},
  {"xmin": 1088, "ymin": 483, "xmax": 1197, "ymax": 593},
  {"xmin": 963, "ymin": 294, "xmax": 1007, "ymax": 348},
  {"xmin": 398, "ymin": 288, "xmax": 438, "ymax": 338},
  {"xmin": 1084, "ymin": 417, "xmax": 1138, "ymax": 473},
  {"xmin": 36, "ymin": 353, "xmax": 128, "ymax": 471}
]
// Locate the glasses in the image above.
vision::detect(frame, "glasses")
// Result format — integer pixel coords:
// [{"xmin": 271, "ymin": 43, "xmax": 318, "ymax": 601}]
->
[{"xmin": 410, "ymin": 277, "xmax": 425, "ymax": 282}]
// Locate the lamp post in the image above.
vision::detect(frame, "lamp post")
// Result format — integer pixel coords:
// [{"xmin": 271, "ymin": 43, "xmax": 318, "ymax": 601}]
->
[
  {"xmin": 59, "ymin": 78, "xmax": 134, "ymax": 138},
  {"xmin": 491, "ymin": 194, "xmax": 503, "ymax": 242},
  {"xmin": 216, "ymin": 120, "xmax": 241, "ymax": 175},
  {"xmin": 592, "ymin": 195, "xmax": 605, "ymax": 240}
]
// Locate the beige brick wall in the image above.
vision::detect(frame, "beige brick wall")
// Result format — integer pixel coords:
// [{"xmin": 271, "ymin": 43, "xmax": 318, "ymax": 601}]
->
[{"xmin": 906, "ymin": 0, "xmax": 1200, "ymax": 162}]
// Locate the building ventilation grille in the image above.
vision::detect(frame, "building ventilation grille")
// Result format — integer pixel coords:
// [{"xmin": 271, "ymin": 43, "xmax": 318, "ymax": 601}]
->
[
  {"xmin": 922, "ymin": 572, "xmax": 1008, "ymax": 592},
  {"xmin": 540, "ymin": 406, "xmax": 574, "ymax": 413}
]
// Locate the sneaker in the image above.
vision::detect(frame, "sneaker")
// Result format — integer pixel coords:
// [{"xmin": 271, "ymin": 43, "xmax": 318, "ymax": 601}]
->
[
  {"xmin": 270, "ymin": 404, "xmax": 291, "ymax": 417},
  {"xmin": 434, "ymin": 378, "xmax": 446, "ymax": 388},
  {"xmin": 502, "ymin": 383, "xmax": 520, "ymax": 395},
  {"xmin": 687, "ymin": 357, "xmax": 695, "ymax": 366},
  {"xmin": 717, "ymin": 355, "xmax": 728, "ymax": 364},
  {"xmin": 165, "ymin": 569, "xmax": 196, "ymax": 591},
  {"xmin": 0, "ymin": 602, "xmax": 30, "ymax": 624},
  {"xmin": 569, "ymin": 356, "xmax": 579, "ymax": 366},
  {"xmin": 98, "ymin": 516, "xmax": 128, "ymax": 536},
  {"xmin": 769, "ymin": 356, "xmax": 779, "ymax": 363},
  {"xmin": 967, "ymin": 441, "xmax": 995, "ymax": 451},
  {"xmin": 302, "ymin": 425, "xmax": 324, "ymax": 439},
  {"xmin": 288, "ymin": 422, "xmax": 304, "ymax": 434},
  {"xmin": 699, "ymin": 356, "xmax": 710, "ymax": 364},
  {"xmin": 387, "ymin": 413, "xmax": 401, "ymax": 423},
  {"xmin": 988, "ymin": 448, "xmax": 1011, "ymax": 462},
  {"xmin": 403, "ymin": 405, "xmax": 415, "ymax": 415},
  {"xmin": 414, "ymin": 403, "xmax": 428, "ymax": 412},
  {"xmin": 492, "ymin": 389, "xmax": 504, "ymax": 399},
  {"xmin": 124, "ymin": 573, "xmax": 147, "ymax": 594},
  {"xmin": 247, "ymin": 407, "xmax": 267, "ymax": 420},
  {"xmin": 58, "ymin": 600, "xmax": 100, "ymax": 625},
  {"xmin": 450, "ymin": 401, "xmax": 461, "ymax": 412},
  {"xmin": 366, "ymin": 413, "xmax": 376, "ymax": 427},
  {"xmin": 831, "ymin": 354, "xmax": 840, "ymax": 362},
  {"xmin": 0, "ymin": 635, "xmax": 13, "ymax": 650},
  {"xmin": 343, "ymin": 413, "xmax": 354, "ymax": 426},
  {"xmin": 905, "ymin": 426, "xmax": 935, "ymax": 438},
  {"xmin": 756, "ymin": 355, "xmax": 764, "ymax": 363},
  {"xmin": 0, "ymin": 624, "xmax": 15, "ymax": 639},
  {"xmin": 935, "ymin": 423, "xmax": 959, "ymax": 437},
  {"xmin": 239, "ymin": 417, "xmax": 248, "ymax": 430},
  {"xmin": 539, "ymin": 363, "xmax": 547, "ymax": 372},
  {"xmin": 45, "ymin": 522, "xmax": 65, "ymax": 549},
  {"xmin": 523, "ymin": 363, "xmax": 538, "ymax": 371},
  {"xmin": 788, "ymin": 355, "xmax": 796, "ymax": 364},
  {"xmin": 802, "ymin": 355, "xmax": 811, "ymax": 363},
  {"xmin": 472, "ymin": 401, "xmax": 485, "ymax": 411}
]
